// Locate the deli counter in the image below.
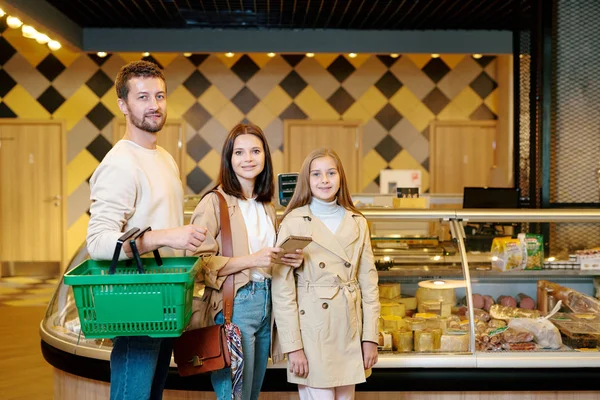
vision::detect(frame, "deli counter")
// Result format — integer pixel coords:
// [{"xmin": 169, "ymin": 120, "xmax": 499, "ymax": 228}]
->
[{"xmin": 40, "ymin": 208, "xmax": 600, "ymax": 398}]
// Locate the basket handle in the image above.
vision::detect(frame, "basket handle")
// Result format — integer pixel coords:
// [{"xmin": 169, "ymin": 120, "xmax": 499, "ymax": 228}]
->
[
  {"xmin": 129, "ymin": 227, "xmax": 164, "ymax": 274},
  {"xmin": 109, "ymin": 228, "xmax": 141, "ymax": 274}
]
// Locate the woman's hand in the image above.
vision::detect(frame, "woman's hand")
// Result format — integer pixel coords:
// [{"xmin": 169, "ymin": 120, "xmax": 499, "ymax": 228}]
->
[
  {"xmin": 362, "ymin": 341, "xmax": 378, "ymax": 369},
  {"xmin": 287, "ymin": 349, "xmax": 309, "ymax": 378},
  {"xmin": 280, "ymin": 249, "xmax": 304, "ymax": 268},
  {"xmin": 251, "ymin": 247, "xmax": 282, "ymax": 268}
]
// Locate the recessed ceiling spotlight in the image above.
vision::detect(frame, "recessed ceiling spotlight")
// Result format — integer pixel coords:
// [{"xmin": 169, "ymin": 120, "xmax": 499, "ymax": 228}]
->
[
  {"xmin": 142, "ymin": 52, "xmax": 150, "ymax": 57},
  {"xmin": 22, "ymin": 25, "xmax": 37, "ymax": 38},
  {"xmin": 306, "ymin": 53, "xmax": 315, "ymax": 58},
  {"xmin": 225, "ymin": 52, "xmax": 235, "ymax": 58},
  {"xmin": 97, "ymin": 52, "xmax": 107, "ymax": 58},
  {"xmin": 267, "ymin": 52, "xmax": 276, "ymax": 57},
  {"xmin": 48, "ymin": 40, "xmax": 61, "ymax": 51},
  {"xmin": 35, "ymin": 33, "xmax": 50, "ymax": 44},
  {"xmin": 472, "ymin": 54, "xmax": 483, "ymax": 59},
  {"xmin": 348, "ymin": 53, "xmax": 357, "ymax": 58},
  {"xmin": 390, "ymin": 53, "xmax": 399, "ymax": 58},
  {"xmin": 7, "ymin": 16, "xmax": 23, "ymax": 29},
  {"xmin": 183, "ymin": 52, "xmax": 192, "ymax": 57},
  {"xmin": 431, "ymin": 53, "xmax": 440, "ymax": 58},
  {"xmin": 0, "ymin": 8, "xmax": 5, "ymax": 17}
]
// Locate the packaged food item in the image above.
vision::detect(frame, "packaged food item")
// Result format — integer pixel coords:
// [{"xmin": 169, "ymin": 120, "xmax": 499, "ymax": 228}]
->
[
  {"xmin": 489, "ymin": 304, "xmax": 541, "ymax": 320},
  {"xmin": 507, "ymin": 301, "xmax": 563, "ymax": 349},
  {"xmin": 518, "ymin": 233, "xmax": 544, "ymax": 270},
  {"xmin": 491, "ymin": 237, "xmax": 523, "ymax": 271}
]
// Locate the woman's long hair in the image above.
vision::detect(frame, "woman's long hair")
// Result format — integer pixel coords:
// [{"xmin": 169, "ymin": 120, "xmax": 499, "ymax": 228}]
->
[{"xmin": 282, "ymin": 148, "xmax": 361, "ymax": 219}]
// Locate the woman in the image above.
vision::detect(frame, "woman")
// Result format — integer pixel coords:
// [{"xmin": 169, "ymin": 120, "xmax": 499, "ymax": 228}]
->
[{"xmin": 190, "ymin": 123, "xmax": 302, "ymax": 400}]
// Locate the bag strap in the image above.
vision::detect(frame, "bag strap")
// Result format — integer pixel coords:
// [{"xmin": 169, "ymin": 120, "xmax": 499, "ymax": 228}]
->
[{"xmin": 213, "ymin": 190, "xmax": 235, "ymax": 325}]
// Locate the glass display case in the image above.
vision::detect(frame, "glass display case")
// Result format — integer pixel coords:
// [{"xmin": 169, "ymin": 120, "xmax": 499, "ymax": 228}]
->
[{"xmin": 40, "ymin": 208, "xmax": 600, "ymax": 397}]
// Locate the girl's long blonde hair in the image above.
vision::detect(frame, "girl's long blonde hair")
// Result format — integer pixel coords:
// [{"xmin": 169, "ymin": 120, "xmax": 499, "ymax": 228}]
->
[{"xmin": 282, "ymin": 148, "xmax": 362, "ymax": 219}]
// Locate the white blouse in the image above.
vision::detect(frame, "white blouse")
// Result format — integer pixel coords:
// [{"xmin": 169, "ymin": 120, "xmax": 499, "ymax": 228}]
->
[{"xmin": 237, "ymin": 198, "xmax": 276, "ymax": 281}]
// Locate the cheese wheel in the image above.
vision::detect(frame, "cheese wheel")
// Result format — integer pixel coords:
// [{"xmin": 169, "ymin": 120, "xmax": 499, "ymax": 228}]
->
[
  {"xmin": 439, "ymin": 334, "xmax": 469, "ymax": 352},
  {"xmin": 380, "ymin": 302, "xmax": 406, "ymax": 317},
  {"xmin": 379, "ymin": 283, "xmax": 401, "ymax": 299},
  {"xmin": 382, "ymin": 315, "xmax": 408, "ymax": 331},
  {"xmin": 414, "ymin": 328, "xmax": 442, "ymax": 352},
  {"xmin": 392, "ymin": 329, "xmax": 413, "ymax": 352},
  {"xmin": 394, "ymin": 296, "xmax": 417, "ymax": 310},
  {"xmin": 405, "ymin": 317, "xmax": 427, "ymax": 331}
]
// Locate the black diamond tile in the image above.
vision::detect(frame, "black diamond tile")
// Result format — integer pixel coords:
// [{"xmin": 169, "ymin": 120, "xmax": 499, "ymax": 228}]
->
[
  {"xmin": 422, "ymin": 58, "xmax": 450, "ymax": 84},
  {"xmin": 0, "ymin": 69, "xmax": 17, "ymax": 97},
  {"xmin": 327, "ymin": 87, "xmax": 355, "ymax": 115},
  {"xmin": 142, "ymin": 55, "xmax": 163, "ymax": 69},
  {"xmin": 0, "ymin": 17, "xmax": 7, "ymax": 34},
  {"xmin": 0, "ymin": 102, "xmax": 16, "ymax": 118},
  {"xmin": 187, "ymin": 166, "xmax": 212, "ymax": 194},
  {"xmin": 470, "ymin": 104, "xmax": 497, "ymax": 120},
  {"xmin": 87, "ymin": 103, "xmax": 114, "ymax": 130},
  {"xmin": 470, "ymin": 72, "xmax": 498, "ymax": 99},
  {"xmin": 281, "ymin": 54, "xmax": 305, "ymax": 67},
  {"xmin": 37, "ymin": 86, "xmax": 66, "ymax": 114},
  {"xmin": 377, "ymin": 55, "xmax": 400, "ymax": 68},
  {"xmin": 231, "ymin": 87, "xmax": 260, "ymax": 114},
  {"xmin": 183, "ymin": 70, "xmax": 211, "ymax": 97},
  {"xmin": 279, "ymin": 71, "xmax": 307, "ymax": 99},
  {"xmin": 421, "ymin": 157, "xmax": 430, "ymax": 171},
  {"xmin": 88, "ymin": 53, "xmax": 112, "ymax": 67},
  {"xmin": 36, "ymin": 53, "xmax": 66, "ymax": 82},
  {"xmin": 327, "ymin": 56, "xmax": 356, "ymax": 83},
  {"xmin": 421, "ymin": 127, "xmax": 430, "ymax": 141},
  {"xmin": 0, "ymin": 37, "xmax": 16, "ymax": 65},
  {"xmin": 187, "ymin": 54, "xmax": 209, "ymax": 67},
  {"xmin": 86, "ymin": 69, "xmax": 114, "ymax": 98},
  {"xmin": 374, "ymin": 103, "xmax": 402, "ymax": 131},
  {"xmin": 375, "ymin": 71, "xmax": 403, "ymax": 99},
  {"xmin": 187, "ymin": 134, "xmax": 212, "ymax": 162},
  {"xmin": 279, "ymin": 103, "xmax": 307, "ymax": 120},
  {"xmin": 474, "ymin": 55, "xmax": 496, "ymax": 68},
  {"xmin": 231, "ymin": 55, "xmax": 260, "ymax": 83},
  {"xmin": 422, "ymin": 87, "xmax": 450, "ymax": 115},
  {"xmin": 86, "ymin": 134, "xmax": 113, "ymax": 162},
  {"xmin": 375, "ymin": 135, "xmax": 403, "ymax": 163},
  {"xmin": 183, "ymin": 102, "xmax": 211, "ymax": 131}
]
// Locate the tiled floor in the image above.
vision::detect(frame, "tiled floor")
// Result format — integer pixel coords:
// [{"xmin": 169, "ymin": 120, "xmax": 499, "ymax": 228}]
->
[{"xmin": 0, "ymin": 276, "xmax": 58, "ymax": 307}]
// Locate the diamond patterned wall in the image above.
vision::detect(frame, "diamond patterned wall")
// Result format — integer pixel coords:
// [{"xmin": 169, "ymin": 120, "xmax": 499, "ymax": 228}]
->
[{"xmin": 0, "ymin": 20, "xmax": 500, "ymax": 260}]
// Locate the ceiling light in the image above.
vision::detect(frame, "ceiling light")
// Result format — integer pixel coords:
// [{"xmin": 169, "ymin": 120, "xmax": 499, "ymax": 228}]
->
[
  {"xmin": 0, "ymin": 8, "xmax": 6, "ymax": 17},
  {"xmin": 267, "ymin": 52, "xmax": 276, "ymax": 57},
  {"xmin": 306, "ymin": 53, "xmax": 315, "ymax": 58},
  {"xmin": 431, "ymin": 53, "xmax": 440, "ymax": 58},
  {"xmin": 390, "ymin": 53, "xmax": 399, "ymax": 58},
  {"xmin": 7, "ymin": 16, "xmax": 23, "ymax": 29},
  {"xmin": 519, "ymin": 54, "xmax": 524, "ymax": 59},
  {"xmin": 97, "ymin": 52, "xmax": 107, "ymax": 58},
  {"xmin": 225, "ymin": 52, "xmax": 234, "ymax": 58},
  {"xmin": 35, "ymin": 33, "xmax": 50, "ymax": 44},
  {"xmin": 142, "ymin": 52, "xmax": 150, "ymax": 57},
  {"xmin": 348, "ymin": 53, "xmax": 357, "ymax": 58},
  {"xmin": 472, "ymin": 54, "xmax": 483, "ymax": 59},
  {"xmin": 22, "ymin": 25, "xmax": 37, "ymax": 38},
  {"xmin": 183, "ymin": 52, "xmax": 192, "ymax": 57},
  {"xmin": 48, "ymin": 40, "xmax": 61, "ymax": 51}
]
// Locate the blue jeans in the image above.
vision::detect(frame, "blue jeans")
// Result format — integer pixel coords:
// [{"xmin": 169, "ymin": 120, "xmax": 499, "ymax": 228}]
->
[
  {"xmin": 110, "ymin": 336, "xmax": 173, "ymax": 400},
  {"xmin": 211, "ymin": 279, "xmax": 271, "ymax": 400}
]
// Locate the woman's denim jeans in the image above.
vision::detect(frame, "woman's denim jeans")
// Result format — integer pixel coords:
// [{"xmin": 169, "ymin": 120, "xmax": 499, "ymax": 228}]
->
[
  {"xmin": 211, "ymin": 279, "xmax": 271, "ymax": 400},
  {"xmin": 110, "ymin": 336, "xmax": 173, "ymax": 400}
]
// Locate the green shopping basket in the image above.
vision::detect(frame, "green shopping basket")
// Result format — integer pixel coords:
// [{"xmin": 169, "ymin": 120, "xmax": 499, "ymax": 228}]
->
[{"xmin": 64, "ymin": 227, "xmax": 202, "ymax": 339}]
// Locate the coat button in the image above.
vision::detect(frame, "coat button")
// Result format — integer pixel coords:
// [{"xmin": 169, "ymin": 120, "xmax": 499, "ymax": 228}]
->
[
  {"xmin": 300, "ymin": 310, "xmax": 305, "ymax": 315},
  {"xmin": 322, "ymin": 303, "xmax": 329, "ymax": 309},
  {"xmin": 319, "ymin": 262, "xmax": 326, "ymax": 269},
  {"xmin": 344, "ymin": 262, "xmax": 351, "ymax": 268}
]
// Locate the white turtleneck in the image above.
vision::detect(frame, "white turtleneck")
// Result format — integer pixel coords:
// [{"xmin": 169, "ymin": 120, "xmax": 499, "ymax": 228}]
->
[{"xmin": 309, "ymin": 197, "xmax": 345, "ymax": 234}]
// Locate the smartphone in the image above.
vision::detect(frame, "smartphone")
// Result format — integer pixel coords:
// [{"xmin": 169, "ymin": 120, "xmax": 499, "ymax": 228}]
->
[{"xmin": 275, "ymin": 235, "xmax": 312, "ymax": 262}]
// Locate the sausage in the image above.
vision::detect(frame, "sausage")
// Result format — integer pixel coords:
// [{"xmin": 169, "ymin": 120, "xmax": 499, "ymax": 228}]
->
[
  {"xmin": 483, "ymin": 295, "xmax": 495, "ymax": 311},
  {"xmin": 516, "ymin": 293, "xmax": 536, "ymax": 310},
  {"xmin": 497, "ymin": 295, "xmax": 518, "ymax": 308},
  {"xmin": 472, "ymin": 294, "xmax": 485, "ymax": 309}
]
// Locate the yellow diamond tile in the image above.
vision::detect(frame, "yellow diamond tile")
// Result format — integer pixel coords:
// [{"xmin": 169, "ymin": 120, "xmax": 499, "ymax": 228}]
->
[
  {"xmin": 440, "ymin": 54, "xmax": 465, "ymax": 69},
  {"xmin": 198, "ymin": 149, "xmax": 221, "ymax": 182},
  {"xmin": 295, "ymin": 86, "xmax": 339, "ymax": 120},
  {"xmin": 261, "ymin": 86, "xmax": 292, "ymax": 117},
  {"xmin": 0, "ymin": 276, "xmax": 41, "ymax": 284},
  {"xmin": 215, "ymin": 102, "xmax": 245, "ymax": 132},
  {"xmin": 436, "ymin": 101, "xmax": 469, "ymax": 121},
  {"xmin": 407, "ymin": 54, "xmax": 431, "ymax": 69},
  {"xmin": 357, "ymin": 86, "xmax": 388, "ymax": 117},
  {"xmin": 67, "ymin": 212, "xmax": 90, "ymax": 262},
  {"xmin": 2, "ymin": 85, "xmax": 50, "ymax": 118},
  {"xmin": 2, "ymin": 29, "xmax": 50, "ymax": 66},
  {"xmin": 248, "ymin": 53, "xmax": 274, "ymax": 68},
  {"xmin": 362, "ymin": 150, "xmax": 388, "ymax": 191},
  {"xmin": 0, "ymin": 287, "xmax": 21, "ymax": 295},
  {"xmin": 184, "ymin": 154, "xmax": 197, "ymax": 177},
  {"xmin": 342, "ymin": 102, "xmax": 370, "ymax": 122},
  {"xmin": 313, "ymin": 54, "xmax": 339, "ymax": 69},
  {"xmin": 47, "ymin": 278, "xmax": 59, "ymax": 285},
  {"xmin": 452, "ymin": 86, "xmax": 483, "ymax": 118},
  {"xmin": 216, "ymin": 53, "xmax": 243, "ymax": 68},
  {"xmin": 67, "ymin": 150, "xmax": 99, "ymax": 196},
  {"xmin": 484, "ymin": 88, "xmax": 498, "ymax": 114},
  {"xmin": 246, "ymin": 102, "xmax": 276, "ymax": 129},
  {"xmin": 402, "ymin": 102, "xmax": 435, "ymax": 133},
  {"xmin": 389, "ymin": 150, "xmax": 430, "ymax": 192},
  {"xmin": 151, "ymin": 53, "xmax": 179, "ymax": 68},
  {"xmin": 26, "ymin": 287, "xmax": 57, "ymax": 294},
  {"xmin": 4, "ymin": 298, "xmax": 52, "ymax": 307},
  {"xmin": 101, "ymin": 89, "xmax": 121, "ymax": 118},
  {"xmin": 485, "ymin": 58, "xmax": 498, "ymax": 80},
  {"xmin": 345, "ymin": 54, "xmax": 370, "ymax": 69},
  {"xmin": 118, "ymin": 52, "xmax": 144, "ymax": 64},
  {"xmin": 389, "ymin": 86, "xmax": 422, "ymax": 117},
  {"xmin": 198, "ymin": 85, "xmax": 230, "ymax": 116},
  {"xmin": 166, "ymin": 85, "xmax": 197, "ymax": 120},
  {"xmin": 53, "ymin": 46, "xmax": 81, "ymax": 68},
  {"xmin": 271, "ymin": 149, "xmax": 284, "ymax": 178},
  {"xmin": 53, "ymin": 85, "xmax": 98, "ymax": 130}
]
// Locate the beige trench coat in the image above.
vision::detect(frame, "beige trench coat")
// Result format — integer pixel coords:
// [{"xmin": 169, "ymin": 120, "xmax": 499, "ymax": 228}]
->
[{"xmin": 272, "ymin": 205, "xmax": 380, "ymax": 388}]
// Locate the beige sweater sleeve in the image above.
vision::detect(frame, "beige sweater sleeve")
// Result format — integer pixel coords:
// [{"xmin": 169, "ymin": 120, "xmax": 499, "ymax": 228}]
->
[{"xmin": 356, "ymin": 218, "xmax": 380, "ymax": 343}]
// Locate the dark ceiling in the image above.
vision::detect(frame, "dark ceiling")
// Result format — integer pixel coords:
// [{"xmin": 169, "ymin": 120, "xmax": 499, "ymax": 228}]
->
[{"xmin": 45, "ymin": 0, "xmax": 533, "ymax": 30}]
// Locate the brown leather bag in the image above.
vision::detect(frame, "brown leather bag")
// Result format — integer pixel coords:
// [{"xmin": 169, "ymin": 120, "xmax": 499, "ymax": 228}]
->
[{"xmin": 174, "ymin": 190, "xmax": 235, "ymax": 377}]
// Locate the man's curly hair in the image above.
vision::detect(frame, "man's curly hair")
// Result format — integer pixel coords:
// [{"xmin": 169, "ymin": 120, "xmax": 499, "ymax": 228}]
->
[{"xmin": 115, "ymin": 60, "xmax": 166, "ymax": 100}]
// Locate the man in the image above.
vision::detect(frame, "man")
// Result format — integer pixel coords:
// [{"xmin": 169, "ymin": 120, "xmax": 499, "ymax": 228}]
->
[{"xmin": 87, "ymin": 60, "xmax": 206, "ymax": 400}]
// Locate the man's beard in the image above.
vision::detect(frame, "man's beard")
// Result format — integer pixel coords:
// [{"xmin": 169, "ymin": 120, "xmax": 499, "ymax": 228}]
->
[{"xmin": 129, "ymin": 108, "xmax": 166, "ymax": 133}]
